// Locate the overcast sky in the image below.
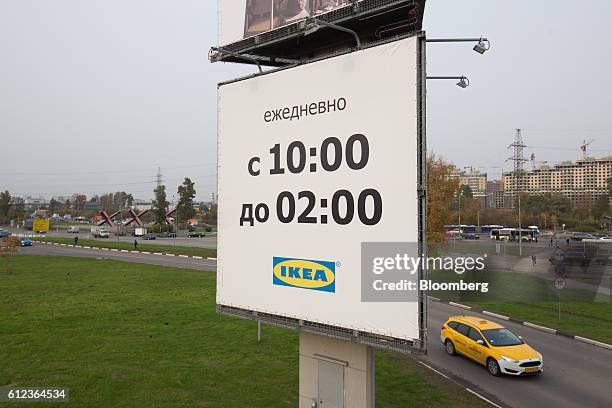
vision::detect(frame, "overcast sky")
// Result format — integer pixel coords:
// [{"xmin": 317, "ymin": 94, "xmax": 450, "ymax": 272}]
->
[{"xmin": 1, "ymin": 0, "xmax": 611, "ymax": 201}]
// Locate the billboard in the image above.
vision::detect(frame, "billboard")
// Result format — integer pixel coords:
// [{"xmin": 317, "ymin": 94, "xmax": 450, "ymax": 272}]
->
[
  {"xmin": 217, "ymin": 37, "xmax": 422, "ymax": 344},
  {"xmin": 32, "ymin": 219, "xmax": 50, "ymax": 232},
  {"xmin": 219, "ymin": 0, "xmax": 356, "ymax": 46}
]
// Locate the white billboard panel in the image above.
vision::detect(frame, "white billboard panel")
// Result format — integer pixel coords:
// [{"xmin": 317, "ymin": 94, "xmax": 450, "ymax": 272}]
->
[
  {"xmin": 219, "ymin": 0, "xmax": 356, "ymax": 47},
  {"xmin": 217, "ymin": 37, "xmax": 420, "ymax": 341}
]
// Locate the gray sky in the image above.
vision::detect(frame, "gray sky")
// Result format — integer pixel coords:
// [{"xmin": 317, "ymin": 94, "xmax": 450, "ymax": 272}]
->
[{"xmin": 1, "ymin": 0, "xmax": 611, "ymax": 200}]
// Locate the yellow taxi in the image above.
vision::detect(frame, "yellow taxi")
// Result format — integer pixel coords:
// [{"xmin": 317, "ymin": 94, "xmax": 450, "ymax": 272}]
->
[{"xmin": 440, "ymin": 315, "xmax": 543, "ymax": 376}]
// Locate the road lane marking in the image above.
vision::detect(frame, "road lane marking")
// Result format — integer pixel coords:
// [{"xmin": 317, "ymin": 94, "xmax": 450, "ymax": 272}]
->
[
  {"xmin": 154, "ymin": 252, "xmax": 163, "ymax": 255},
  {"xmin": 465, "ymin": 388, "xmax": 503, "ymax": 408},
  {"xmin": 449, "ymin": 302, "xmax": 472, "ymax": 310},
  {"xmin": 111, "ymin": 249, "xmax": 119, "ymax": 252},
  {"xmin": 141, "ymin": 252, "xmax": 151, "ymax": 254},
  {"xmin": 418, "ymin": 361, "xmax": 450, "ymax": 379},
  {"xmin": 178, "ymin": 255, "xmax": 189, "ymax": 258},
  {"xmin": 482, "ymin": 311, "xmax": 510, "ymax": 321},
  {"xmin": 207, "ymin": 257, "xmax": 217, "ymax": 260},
  {"xmin": 166, "ymin": 254, "xmax": 176, "ymax": 257},
  {"xmin": 523, "ymin": 322, "xmax": 556, "ymax": 334},
  {"xmin": 120, "ymin": 250, "xmax": 129, "ymax": 253},
  {"xmin": 192, "ymin": 256, "xmax": 203, "ymax": 259}
]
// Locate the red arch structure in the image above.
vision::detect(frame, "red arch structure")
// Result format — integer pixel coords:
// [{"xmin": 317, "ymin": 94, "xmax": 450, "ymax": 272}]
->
[
  {"xmin": 97, "ymin": 208, "xmax": 178, "ymax": 228},
  {"xmin": 97, "ymin": 211, "xmax": 121, "ymax": 228}
]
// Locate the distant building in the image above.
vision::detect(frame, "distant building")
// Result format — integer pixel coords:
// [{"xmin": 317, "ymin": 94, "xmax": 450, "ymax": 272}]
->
[
  {"xmin": 85, "ymin": 201, "xmax": 101, "ymax": 211},
  {"xmin": 132, "ymin": 199, "xmax": 153, "ymax": 211},
  {"xmin": 451, "ymin": 168, "xmax": 488, "ymax": 207},
  {"xmin": 23, "ymin": 196, "xmax": 49, "ymax": 210},
  {"xmin": 485, "ymin": 180, "xmax": 505, "ymax": 209},
  {"xmin": 504, "ymin": 156, "xmax": 612, "ymax": 207}
]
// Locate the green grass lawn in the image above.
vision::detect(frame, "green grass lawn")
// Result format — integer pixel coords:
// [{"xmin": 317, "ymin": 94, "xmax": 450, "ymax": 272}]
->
[
  {"xmin": 0, "ymin": 256, "xmax": 488, "ymax": 408},
  {"xmin": 427, "ymin": 269, "xmax": 612, "ymax": 343},
  {"xmin": 465, "ymin": 301, "xmax": 612, "ymax": 344},
  {"xmin": 30, "ymin": 236, "xmax": 216, "ymax": 258}
]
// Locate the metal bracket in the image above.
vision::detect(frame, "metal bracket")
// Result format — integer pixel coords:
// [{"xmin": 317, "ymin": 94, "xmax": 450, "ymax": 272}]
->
[
  {"xmin": 301, "ymin": 18, "xmax": 361, "ymax": 50},
  {"xmin": 208, "ymin": 47, "xmax": 263, "ymax": 73}
]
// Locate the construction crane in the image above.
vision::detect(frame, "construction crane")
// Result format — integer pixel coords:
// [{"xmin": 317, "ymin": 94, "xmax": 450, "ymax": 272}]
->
[{"xmin": 581, "ymin": 139, "xmax": 595, "ymax": 160}]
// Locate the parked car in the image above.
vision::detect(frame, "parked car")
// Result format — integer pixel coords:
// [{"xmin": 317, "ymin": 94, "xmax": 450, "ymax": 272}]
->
[
  {"xmin": 67, "ymin": 226, "xmax": 80, "ymax": 234},
  {"xmin": 188, "ymin": 232, "xmax": 206, "ymax": 238},
  {"xmin": 143, "ymin": 233, "xmax": 156, "ymax": 240},
  {"xmin": 0, "ymin": 229, "xmax": 11, "ymax": 238},
  {"xmin": 461, "ymin": 233, "xmax": 480, "ymax": 240},
  {"xmin": 20, "ymin": 239, "xmax": 33, "ymax": 247}
]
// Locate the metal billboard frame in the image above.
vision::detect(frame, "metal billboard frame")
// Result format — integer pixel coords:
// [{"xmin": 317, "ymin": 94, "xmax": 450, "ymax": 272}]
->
[
  {"xmin": 216, "ymin": 32, "xmax": 428, "ymax": 354},
  {"xmin": 214, "ymin": 0, "xmax": 425, "ymax": 67}
]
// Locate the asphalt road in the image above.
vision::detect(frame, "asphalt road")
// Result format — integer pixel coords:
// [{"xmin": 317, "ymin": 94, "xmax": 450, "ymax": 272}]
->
[
  {"xmin": 15, "ymin": 229, "xmax": 218, "ymax": 249},
  {"xmin": 21, "ymin": 244, "xmax": 612, "ymax": 408},
  {"xmin": 424, "ymin": 303, "xmax": 612, "ymax": 408},
  {"xmin": 25, "ymin": 242, "xmax": 216, "ymax": 272}
]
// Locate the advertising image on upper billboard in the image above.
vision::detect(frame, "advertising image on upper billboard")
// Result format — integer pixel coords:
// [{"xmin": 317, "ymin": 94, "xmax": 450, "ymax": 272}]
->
[
  {"xmin": 221, "ymin": 0, "xmax": 353, "ymax": 46},
  {"xmin": 217, "ymin": 0, "xmax": 426, "ymax": 59}
]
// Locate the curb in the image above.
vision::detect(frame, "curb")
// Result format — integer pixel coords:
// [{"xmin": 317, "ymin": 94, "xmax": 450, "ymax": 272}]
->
[
  {"xmin": 428, "ymin": 296, "xmax": 612, "ymax": 351},
  {"xmin": 33, "ymin": 241, "xmax": 217, "ymax": 262}
]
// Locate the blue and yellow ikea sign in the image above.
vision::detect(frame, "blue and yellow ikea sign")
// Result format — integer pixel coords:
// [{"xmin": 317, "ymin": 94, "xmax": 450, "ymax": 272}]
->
[{"xmin": 273, "ymin": 257, "xmax": 336, "ymax": 293}]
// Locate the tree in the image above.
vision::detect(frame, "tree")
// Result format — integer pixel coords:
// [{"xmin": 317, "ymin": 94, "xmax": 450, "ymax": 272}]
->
[
  {"xmin": 426, "ymin": 155, "xmax": 460, "ymax": 244},
  {"xmin": 48, "ymin": 198, "xmax": 60, "ymax": 215},
  {"xmin": 593, "ymin": 195, "xmax": 610, "ymax": 220},
  {"xmin": 0, "ymin": 191, "xmax": 11, "ymax": 222},
  {"xmin": 8, "ymin": 197, "xmax": 25, "ymax": 223},
  {"xmin": 73, "ymin": 194, "xmax": 87, "ymax": 211},
  {"xmin": 176, "ymin": 178, "xmax": 196, "ymax": 222},
  {"xmin": 458, "ymin": 185, "xmax": 474, "ymax": 200},
  {"xmin": 203, "ymin": 203, "xmax": 217, "ymax": 225},
  {"xmin": 152, "ymin": 185, "xmax": 169, "ymax": 224}
]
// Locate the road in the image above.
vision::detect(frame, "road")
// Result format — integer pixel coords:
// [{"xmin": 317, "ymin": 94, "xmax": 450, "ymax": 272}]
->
[
  {"xmin": 13, "ymin": 229, "xmax": 218, "ymax": 249},
  {"xmin": 424, "ymin": 302, "xmax": 612, "ymax": 408},
  {"xmin": 25, "ymin": 242, "xmax": 216, "ymax": 272},
  {"xmin": 21, "ymin": 244, "xmax": 612, "ymax": 408}
]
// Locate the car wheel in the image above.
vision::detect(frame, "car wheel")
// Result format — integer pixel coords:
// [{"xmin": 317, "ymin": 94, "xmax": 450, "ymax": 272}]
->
[
  {"xmin": 445, "ymin": 340, "xmax": 456, "ymax": 356},
  {"xmin": 487, "ymin": 358, "xmax": 502, "ymax": 377}
]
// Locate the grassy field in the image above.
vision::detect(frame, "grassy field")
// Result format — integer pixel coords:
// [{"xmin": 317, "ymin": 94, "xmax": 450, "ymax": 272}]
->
[
  {"xmin": 30, "ymin": 236, "xmax": 216, "ymax": 258},
  {"xmin": 0, "ymin": 256, "xmax": 489, "ymax": 408},
  {"xmin": 428, "ymin": 269, "xmax": 612, "ymax": 343},
  {"xmin": 436, "ymin": 241, "xmax": 548, "ymax": 257},
  {"xmin": 465, "ymin": 301, "xmax": 612, "ymax": 343}
]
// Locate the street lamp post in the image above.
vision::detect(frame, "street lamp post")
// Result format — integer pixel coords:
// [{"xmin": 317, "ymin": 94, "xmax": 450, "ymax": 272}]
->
[{"xmin": 458, "ymin": 191, "xmax": 463, "ymax": 234}]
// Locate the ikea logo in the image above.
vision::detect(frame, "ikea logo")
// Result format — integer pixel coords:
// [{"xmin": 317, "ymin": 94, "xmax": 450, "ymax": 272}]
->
[{"xmin": 273, "ymin": 257, "xmax": 336, "ymax": 293}]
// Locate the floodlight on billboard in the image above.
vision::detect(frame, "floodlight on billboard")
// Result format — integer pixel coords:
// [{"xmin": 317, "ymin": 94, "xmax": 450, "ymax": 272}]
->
[{"xmin": 216, "ymin": 35, "xmax": 427, "ymax": 351}]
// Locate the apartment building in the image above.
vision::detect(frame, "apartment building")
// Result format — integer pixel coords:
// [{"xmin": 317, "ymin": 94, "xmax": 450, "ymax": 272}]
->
[{"xmin": 504, "ymin": 156, "xmax": 612, "ymax": 207}]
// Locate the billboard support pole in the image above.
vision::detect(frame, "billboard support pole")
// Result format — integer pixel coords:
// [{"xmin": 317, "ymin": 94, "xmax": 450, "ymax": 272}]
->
[
  {"xmin": 417, "ymin": 34, "xmax": 428, "ymax": 351},
  {"xmin": 299, "ymin": 331, "xmax": 374, "ymax": 408}
]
